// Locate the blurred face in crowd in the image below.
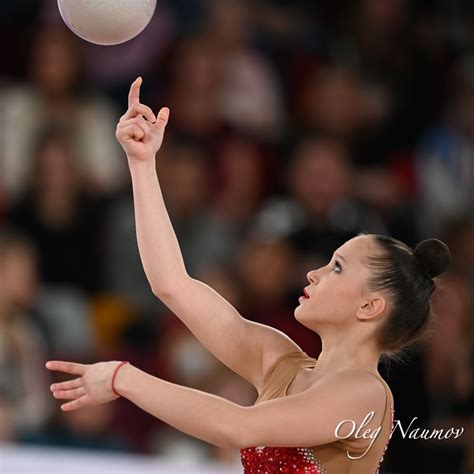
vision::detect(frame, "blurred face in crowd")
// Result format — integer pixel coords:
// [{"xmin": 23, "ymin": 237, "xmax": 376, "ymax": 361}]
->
[
  {"xmin": 360, "ymin": 0, "xmax": 407, "ymax": 32},
  {"xmin": 169, "ymin": 36, "xmax": 222, "ymax": 134},
  {"xmin": 172, "ymin": 37, "xmax": 221, "ymax": 94},
  {"xmin": 30, "ymin": 28, "xmax": 80, "ymax": 95},
  {"xmin": 289, "ymin": 138, "xmax": 352, "ymax": 218},
  {"xmin": 208, "ymin": 0, "xmax": 250, "ymax": 48},
  {"xmin": 159, "ymin": 145, "xmax": 211, "ymax": 218},
  {"xmin": 215, "ymin": 136, "xmax": 264, "ymax": 218},
  {"xmin": 237, "ymin": 236, "xmax": 294, "ymax": 302},
  {"xmin": 301, "ymin": 66, "xmax": 364, "ymax": 137},
  {"xmin": 32, "ymin": 137, "xmax": 79, "ymax": 197},
  {"xmin": 294, "ymin": 235, "xmax": 386, "ymax": 334},
  {"xmin": 0, "ymin": 243, "xmax": 39, "ymax": 309}
]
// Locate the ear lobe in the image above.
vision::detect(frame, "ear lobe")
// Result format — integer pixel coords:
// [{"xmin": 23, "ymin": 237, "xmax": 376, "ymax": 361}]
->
[{"xmin": 357, "ymin": 297, "xmax": 386, "ymax": 320}]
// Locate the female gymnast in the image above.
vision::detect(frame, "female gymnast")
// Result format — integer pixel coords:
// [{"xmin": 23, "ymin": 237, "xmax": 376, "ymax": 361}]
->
[{"xmin": 46, "ymin": 77, "xmax": 451, "ymax": 473}]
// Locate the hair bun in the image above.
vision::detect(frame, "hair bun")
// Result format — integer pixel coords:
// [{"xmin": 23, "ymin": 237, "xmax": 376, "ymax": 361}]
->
[{"xmin": 414, "ymin": 239, "xmax": 451, "ymax": 278}]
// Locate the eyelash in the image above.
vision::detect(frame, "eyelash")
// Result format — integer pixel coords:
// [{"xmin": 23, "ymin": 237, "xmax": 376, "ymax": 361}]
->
[{"xmin": 331, "ymin": 261, "xmax": 342, "ymax": 273}]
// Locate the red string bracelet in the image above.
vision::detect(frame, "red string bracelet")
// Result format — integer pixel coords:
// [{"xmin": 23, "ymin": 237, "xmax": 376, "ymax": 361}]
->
[{"xmin": 111, "ymin": 361, "xmax": 129, "ymax": 397}]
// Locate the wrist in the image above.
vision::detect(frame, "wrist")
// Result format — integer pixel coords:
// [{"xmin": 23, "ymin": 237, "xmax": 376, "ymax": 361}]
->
[
  {"xmin": 112, "ymin": 361, "xmax": 137, "ymax": 398},
  {"xmin": 128, "ymin": 158, "xmax": 157, "ymax": 181},
  {"xmin": 127, "ymin": 155, "xmax": 156, "ymax": 169},
  {"xmin": 111, "ymin": 361, "xmax": 130, "ymax": 397}
]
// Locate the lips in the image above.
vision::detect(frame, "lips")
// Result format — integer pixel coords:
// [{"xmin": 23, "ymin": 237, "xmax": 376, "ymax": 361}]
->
[{"xmin": 303, "ymin": 288, "xmax": 310, "ymax": 298}]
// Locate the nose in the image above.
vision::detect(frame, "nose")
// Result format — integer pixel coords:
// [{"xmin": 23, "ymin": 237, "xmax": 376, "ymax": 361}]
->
[{"xmin": 307, "ymin": 269, "xmax": 319, "ymax": 284}]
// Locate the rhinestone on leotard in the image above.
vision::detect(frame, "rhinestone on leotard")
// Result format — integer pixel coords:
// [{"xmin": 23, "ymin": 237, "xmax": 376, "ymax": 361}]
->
[{"xmin": 240, "ymin": 446, "xmax": 327, "ymax": 473}]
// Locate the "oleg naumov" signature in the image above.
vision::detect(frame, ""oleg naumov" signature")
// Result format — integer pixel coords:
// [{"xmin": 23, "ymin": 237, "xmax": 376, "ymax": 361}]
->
[{"xmin": 334, "ymin": 411, "xmax": 464, "ymax": 459}]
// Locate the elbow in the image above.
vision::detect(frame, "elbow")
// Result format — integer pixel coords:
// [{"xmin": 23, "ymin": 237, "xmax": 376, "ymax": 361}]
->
[
  {"xmin": 151, "ymin": 281, "xmax": 182, "ymax": 300},
  {"xmin": 151, "ymin": 273, "xmax": 190, "ymax": 299},
  {"xmin": 151, "ymin": 285, "xmax": 173, "ymax": 300}
]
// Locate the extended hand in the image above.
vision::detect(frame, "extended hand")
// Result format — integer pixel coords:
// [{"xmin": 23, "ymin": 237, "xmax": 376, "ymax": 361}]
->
[
  {"xmin": 46, "ymin": 360, "xmax": 125, "ymax": 411},
  {"xmin": 115, "ymin": 77, "xmax": 169, "ymax": 162}
]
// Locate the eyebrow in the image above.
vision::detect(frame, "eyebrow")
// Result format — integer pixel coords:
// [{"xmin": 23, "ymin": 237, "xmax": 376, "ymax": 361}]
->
[{"xmin": 334, "ymin": 253, "xmax": 348, "ymax": 265}]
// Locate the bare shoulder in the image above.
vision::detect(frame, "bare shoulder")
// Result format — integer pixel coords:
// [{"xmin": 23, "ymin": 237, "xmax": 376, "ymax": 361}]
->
[
  {"xmin": 316, "ymin": 369, "xmax": 387, "ymax": 402},
  {"xmin": 311, "ymin": 369, "xmax": 388, "ymax": 433}
]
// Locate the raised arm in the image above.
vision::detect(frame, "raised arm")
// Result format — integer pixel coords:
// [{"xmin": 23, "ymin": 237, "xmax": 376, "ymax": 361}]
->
[{"xmin": 116, "ymin": 78, "xmax": 302, "ymax": 392}]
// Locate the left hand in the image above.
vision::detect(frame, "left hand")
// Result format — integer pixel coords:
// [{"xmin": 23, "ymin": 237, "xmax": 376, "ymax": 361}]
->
[{"xmin": 45, "ymin": 360, "xmax": 125, "ymax": 411}]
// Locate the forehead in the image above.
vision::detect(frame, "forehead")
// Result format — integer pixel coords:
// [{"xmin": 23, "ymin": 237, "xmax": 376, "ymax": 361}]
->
[{"xmin": 336, "ymin": 236, "xmax": 376, "ymax": 260}]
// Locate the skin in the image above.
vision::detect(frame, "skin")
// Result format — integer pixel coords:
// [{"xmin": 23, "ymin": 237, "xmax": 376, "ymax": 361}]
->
[{"xmin": 46, "ymin": 78, "xmax": 389, "ymax": 452}]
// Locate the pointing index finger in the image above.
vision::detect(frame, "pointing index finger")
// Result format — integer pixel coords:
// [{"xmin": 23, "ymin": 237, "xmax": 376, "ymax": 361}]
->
[
  {"xmin": 128, "ymin": 76, "xmax": 142, "ymax": 108},
  {"xmin": 46, "ymin": 360, "xmax": 86, "ymax": 376}
]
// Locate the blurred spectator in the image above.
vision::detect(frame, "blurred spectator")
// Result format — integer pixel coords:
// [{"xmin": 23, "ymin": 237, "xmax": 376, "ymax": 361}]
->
[
  {"xmin": 6, "ymin": 127, "xmax": 107, "ymax": 295},
  {"xmin": 257, "ymin": 137, "xmax": 386, "ymax": 278},
  {"xmin": 354, "ymin": 152, "xmax": 420, "ymax": 246},
  {"xmin": 0, "ymin": 393, "xmax": 16, "ymax": 442},
  {"xmin": 421, "ymin": 216, "xmax": 474, "ymax": 472},
  {"xmin": 0, "ymin": 25, "xmax": 125, "ymax": 204},
  {"xmin": 335, "ymin": 0, "xmax": 413, "ymax": 89},
  {"xmin": 22, "ymin": 403, "xmax": 131, "ymax": 452},
  {"xmin": 0, "ymin": 226, "xmax": 54, "ymax": 436},
  {"xmin": 295, "ymin": 64, "xmax": 368, "ymax": 141},
  {"xmin": 206, "ymin": 0, "xmax": 286, "ymax": 141},
  {"xmin": 190, "ymin": 133, "xmax": 276, "ymax": 270},
  {"xmin": 36, "ymin": 287, "xmax": 97, "ymax": 360},
  {"xmin": 160, "ymin": 34, "xmax": 225, "ymax": 144},
  {"xmin": 415, "ymin": 55, "xmax": 474, "ymax": 238}
]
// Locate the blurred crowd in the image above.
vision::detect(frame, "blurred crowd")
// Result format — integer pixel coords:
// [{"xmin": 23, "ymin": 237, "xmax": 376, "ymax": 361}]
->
[{"xmin": 0, "ymin": 1, "xmax": 472, "ymax": 473}]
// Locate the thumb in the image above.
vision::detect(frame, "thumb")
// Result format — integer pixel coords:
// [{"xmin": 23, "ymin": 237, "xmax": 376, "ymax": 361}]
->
[{"xmin": 155, "ymin": 107, "xmax": 170, "ymax": 130}]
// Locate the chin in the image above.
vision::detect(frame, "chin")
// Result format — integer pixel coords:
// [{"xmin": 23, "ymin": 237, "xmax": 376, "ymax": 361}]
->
[
  {"xmin": 294, "ymin": 305, "xmax": 311, "ymax": 323},
  {"xmin": 295, "ymin": 305, "xmax": 323, "ymax": 328}
]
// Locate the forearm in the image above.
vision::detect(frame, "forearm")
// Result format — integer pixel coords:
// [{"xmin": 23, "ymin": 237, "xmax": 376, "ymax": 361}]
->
[
  {"xmin": 128, "ymin": 156, "xmax": 187, "ymax": 291},
  {"xmin": 115, "ymin": 363, "xmax": 245, "ymax": 449}
]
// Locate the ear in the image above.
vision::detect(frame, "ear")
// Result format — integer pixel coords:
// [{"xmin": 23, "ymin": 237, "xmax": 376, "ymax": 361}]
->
[{"xmin": 356, "ymin": 296, "xmax": 386, "ymax": 321}]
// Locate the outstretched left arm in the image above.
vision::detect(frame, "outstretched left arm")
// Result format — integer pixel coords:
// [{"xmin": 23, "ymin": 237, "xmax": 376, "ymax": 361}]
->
[
  {"xmin": 46, "ymin": 361, "xmax": 385, "ymax": 450},
  {"xmin": 116, "ymin": 364, "xmax": 242, "ymax": 448}
]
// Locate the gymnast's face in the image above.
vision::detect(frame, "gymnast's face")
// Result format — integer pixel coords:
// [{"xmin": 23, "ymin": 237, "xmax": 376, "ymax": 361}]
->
[{"xmin": 294, "ymin": 235, "xmax": 386, "ymax": 331}]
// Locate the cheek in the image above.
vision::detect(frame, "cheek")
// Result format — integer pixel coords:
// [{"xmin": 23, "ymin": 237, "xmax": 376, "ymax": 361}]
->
[{"xmin": 297, "ymin": 279, "xmax": 359, "ymax": 318}]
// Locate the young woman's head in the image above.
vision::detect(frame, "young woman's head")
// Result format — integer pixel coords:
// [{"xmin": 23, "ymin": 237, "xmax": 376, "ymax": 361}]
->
[{"xmin": 294, "ymin": 234, "xmax": 451, "ymax": 359}]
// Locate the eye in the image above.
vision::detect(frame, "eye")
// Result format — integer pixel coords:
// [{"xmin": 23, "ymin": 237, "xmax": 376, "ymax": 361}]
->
[{"xmin": 331, "ymin": 261, "xmax": 342, "ymax": 274}]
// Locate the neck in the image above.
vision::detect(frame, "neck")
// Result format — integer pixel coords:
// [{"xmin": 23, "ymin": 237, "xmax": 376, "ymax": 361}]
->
[{"xmin": 309, "ymin": 332, "xmax": 380, "ymax": 380}]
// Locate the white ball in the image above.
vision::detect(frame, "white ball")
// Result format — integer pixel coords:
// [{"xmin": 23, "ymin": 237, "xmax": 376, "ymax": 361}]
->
[{"xmin": 57, "ymin": 0, "xmax": 157, "ymax": 46}]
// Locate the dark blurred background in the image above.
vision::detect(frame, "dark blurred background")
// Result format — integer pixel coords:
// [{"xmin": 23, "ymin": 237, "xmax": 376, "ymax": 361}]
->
[{"xmin": 0, "ymin": 1, "xmax": 472, "ymax": 473}]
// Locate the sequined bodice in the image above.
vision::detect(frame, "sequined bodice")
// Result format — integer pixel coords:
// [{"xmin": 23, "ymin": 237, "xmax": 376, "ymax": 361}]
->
[{"xmin": 240, "ymin": 446, "xmax": 326, "ymax": 473}]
